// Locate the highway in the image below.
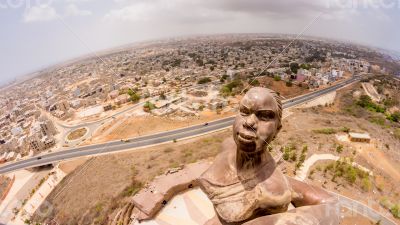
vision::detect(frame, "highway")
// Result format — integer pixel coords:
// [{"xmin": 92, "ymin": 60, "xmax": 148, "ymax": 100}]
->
[{"xmin": 0, "ymin": 77, "xmax": 359, "ymax": 174}]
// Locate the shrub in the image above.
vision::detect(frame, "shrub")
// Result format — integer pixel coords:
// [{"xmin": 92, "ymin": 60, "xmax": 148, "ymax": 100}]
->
[
  {"xmin": 370, "ymin": 116, "xmax": 386, "ymax": 126},
  {"xmin": 357, "ymin": 95, "xmax": 386, "ymax": 113},
  {"xmin": 336, "ymin": 145, "xmax": 343, "ymax": 153},
  {"xmin": 361, "ymin": 177, "xmax": 372, "ymax": 192},
  {"xmin": 249, "ymin": 79, "xmax": 260, "ymax": 86},
  {"xmin": 130, "ymin": 93, "xmax": 141, "ymax": 102},
  {"xmin": 122, "ymin": 180, "xmax": 143, "ymax": 197},
  {"xmin": 198, "ymin": 77, "xmax": 212, "ymax": 84},
  {"xmin": 290, "ymin": 151, "xmax": 297, "ymax": 162},
  {"xmin": 387, "ymin": 112, "xmax": 400, "ymax": 122},
  {"xmin": 273, "ymin": 75, "xmax": 281, "ymax": 81},
  {"xmin": 302, "ymin": 145, "xmax": 308, "ymax": 154},
  {"xmin": 220, "ymin": 80, "xmax": 243, "ymax": 97},
  {"xmin": 143, "ymin": 101, "xmax": 156, "ymax": 111},
  {"xmin": 391, "ymin": 204, "xmax": 400, "ymax": 218},
  {"xmin": 340, "ymin": 127, "xmax": 350, "ymax": 133},
  {"xmin": 394, "ymin": 129, "xmax": 400, "ymax": 140},
  {"xmin": 283, "ymin": 147, "xmax": 290, "ymax": 161},
  {"xmin": 344, "ymin": 166, "xmax": 356, "ymax": 183}
]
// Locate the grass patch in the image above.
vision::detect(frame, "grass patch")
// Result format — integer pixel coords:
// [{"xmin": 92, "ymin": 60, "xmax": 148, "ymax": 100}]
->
[
  {"xmin": 67, "ymin": 128, "xmax": 87, "ymax": 140},
  {"xmin": 357, "ymin": 95, "xmax": 385, "ymax": 113},
  {"xmin": 394, "ymin": 129, "xmax": 400, "ymax": 140},
  {"xmin": 312, "ymin": 128, "xmax": 337, "ymax": 135},
  {"xmin": 369, "ymin": 116, "xmax": 386, "ymax": 126},
  {"xmin": 323, "ymin": 158, "xmax": 370, "ymax": 190},
  {"xmin": 220, "ymin": 79, "xmax": 243, "ymax": 97}
]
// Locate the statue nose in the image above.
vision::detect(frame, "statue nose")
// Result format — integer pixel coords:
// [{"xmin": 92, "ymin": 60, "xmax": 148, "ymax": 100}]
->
[{"xmin": 244, "ymin": 114, "xmax": 257, "ymax": 130}]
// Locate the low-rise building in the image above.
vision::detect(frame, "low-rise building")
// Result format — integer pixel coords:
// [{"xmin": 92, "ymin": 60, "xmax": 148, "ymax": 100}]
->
[{"xmin": 348, "ymin": 132, "xmax": 371, "ymax": 143}]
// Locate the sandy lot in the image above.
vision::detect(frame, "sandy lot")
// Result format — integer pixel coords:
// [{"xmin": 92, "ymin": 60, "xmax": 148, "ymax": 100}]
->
[
  {"xmin": 32, "ymin": 130, "xmax": 231, "ymax": 225},
  {"xmin": 258, "ymin": 76, "xmax": 309, "ymax": 99}
]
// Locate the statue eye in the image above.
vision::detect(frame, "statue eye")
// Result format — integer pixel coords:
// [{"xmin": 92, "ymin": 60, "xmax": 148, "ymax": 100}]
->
[
  {"xmin": 240, "ymin": 107, "xmax": 250, "ymax": 116},
  {"xmin": 257, "ymin": 111, "xmax": 275, "ymax": 121}
]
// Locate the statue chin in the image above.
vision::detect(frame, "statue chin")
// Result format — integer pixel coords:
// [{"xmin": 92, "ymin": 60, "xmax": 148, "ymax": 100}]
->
[{"xmin": 236, "ymin": 141, "xmax": 257, "ymax": 152}]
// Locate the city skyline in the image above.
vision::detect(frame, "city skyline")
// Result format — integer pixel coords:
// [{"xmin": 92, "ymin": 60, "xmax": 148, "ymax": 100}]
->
[{"xmin": 1, "ymin": 0, "xmax": 400, "ymax": 86}]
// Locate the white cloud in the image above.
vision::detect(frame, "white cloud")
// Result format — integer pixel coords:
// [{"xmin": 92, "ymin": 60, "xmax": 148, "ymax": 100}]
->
[
  {"xmin": 23, "ymin": 4, "xmax": 58, "ymax": 23},
  {"xmin": 103, "ymin": 0, "xmax": 236, "ymax": 23},
  {"xmin": 65, "ymin": 4, "xmax": 92, "ymax": 16},
  {"xmin": 104, "ymin": 2, "xmax": 154, "ymax": 22}
]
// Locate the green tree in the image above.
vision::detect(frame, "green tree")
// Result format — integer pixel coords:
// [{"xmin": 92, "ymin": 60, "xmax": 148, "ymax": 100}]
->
[{"xmin": 290, "ymin": 62, "xmax": 300, "ymax": 74}]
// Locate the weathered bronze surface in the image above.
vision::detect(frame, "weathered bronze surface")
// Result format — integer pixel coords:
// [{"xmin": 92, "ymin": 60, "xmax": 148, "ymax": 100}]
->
[{"xmin": 199, "ymin": 87, "xmax": 339, "ymax": 225}]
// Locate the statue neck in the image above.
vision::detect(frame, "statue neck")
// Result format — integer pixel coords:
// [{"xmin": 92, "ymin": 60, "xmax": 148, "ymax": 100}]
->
[{"xmin": 235, "ymin": 148, "xmax": 275, "ymax": 175}]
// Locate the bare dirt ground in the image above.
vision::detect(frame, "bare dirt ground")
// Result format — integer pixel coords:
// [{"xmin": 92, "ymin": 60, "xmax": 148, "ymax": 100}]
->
[
  {"xmin": 0, "ymin": 175, "xmax": 11, "ymax": 200},
  {"xmin": 272, "ymin": 83, "xmax": 400, "ymax": 223},
  {"xmin": 89, "ymin": 110, "xmax": 235, "ymax": 144},
  {"xmin": 58, "ymin": 158, "xmax": 89, "ymax": 174},
  {"xmin": 32, "ymin": 130, "xmax": 231, "ymax": 225},
  {"xmin": 258, "ymin": 76, "xmax": 309, "ymax": 99}
]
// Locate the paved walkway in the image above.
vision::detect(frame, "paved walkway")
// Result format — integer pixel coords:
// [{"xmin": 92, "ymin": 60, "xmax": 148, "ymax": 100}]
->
[
  {"xmin": 361, "ymin": 82, "xmax": 381, "ymax": 102},
  {"xmin": 134, "ymin": 188, "xmax": 215, "ymax": 225},
  {"xmin": 0, "ymin": 170, "xmax": 48, "ymax": 224},
  {"xmin": 295, "ymin": 154, "xmax": 340, "ymax": 181},
  {"xmin": 295, "ymin": 154, "xmax": 373, "ymax": 182},
  {"xmin": 13, "ymin": 167, "xmax": 66, "ymax": 225}
]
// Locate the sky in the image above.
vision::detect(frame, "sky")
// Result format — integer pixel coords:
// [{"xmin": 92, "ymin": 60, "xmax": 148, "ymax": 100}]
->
[{"xmin": 0, "ymin": 0, "xmax": 399, "ymax": 85}]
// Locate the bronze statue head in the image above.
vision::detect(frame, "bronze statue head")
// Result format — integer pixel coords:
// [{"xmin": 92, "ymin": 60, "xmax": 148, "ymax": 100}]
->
[{"xmin": 233, "ymin": 87, "xmax": 282, "ymax": 153}]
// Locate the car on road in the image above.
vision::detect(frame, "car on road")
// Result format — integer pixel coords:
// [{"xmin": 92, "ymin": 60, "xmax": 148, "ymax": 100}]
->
[
  {"xmin": 121, "ymin": 139, "xmax": 130, "ymax": 143},
  {"xmin": 37, "ymin": 157, "xmax": 42, "ymax": 160},
  {"xmin": 204, "ymin": 122, "xmax": 209, "ymax": 126}
]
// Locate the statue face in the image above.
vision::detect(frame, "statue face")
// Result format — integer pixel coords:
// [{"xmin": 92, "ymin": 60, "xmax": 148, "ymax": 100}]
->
[{"xmin": 233, "ymin": 88, "xmax": 281, "ymax": 153}]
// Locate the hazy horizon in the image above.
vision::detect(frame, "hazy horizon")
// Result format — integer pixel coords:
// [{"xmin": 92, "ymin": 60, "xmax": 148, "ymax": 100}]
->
[{"xmin": 1, "ymin": 0, "xmax": 400, "ymax": 86}]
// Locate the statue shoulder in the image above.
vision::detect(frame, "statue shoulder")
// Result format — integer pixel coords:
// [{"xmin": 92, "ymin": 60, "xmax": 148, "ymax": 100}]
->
[{"xmin": 199, "ymin": 137, "xmax": 238, "ymax": 186}]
